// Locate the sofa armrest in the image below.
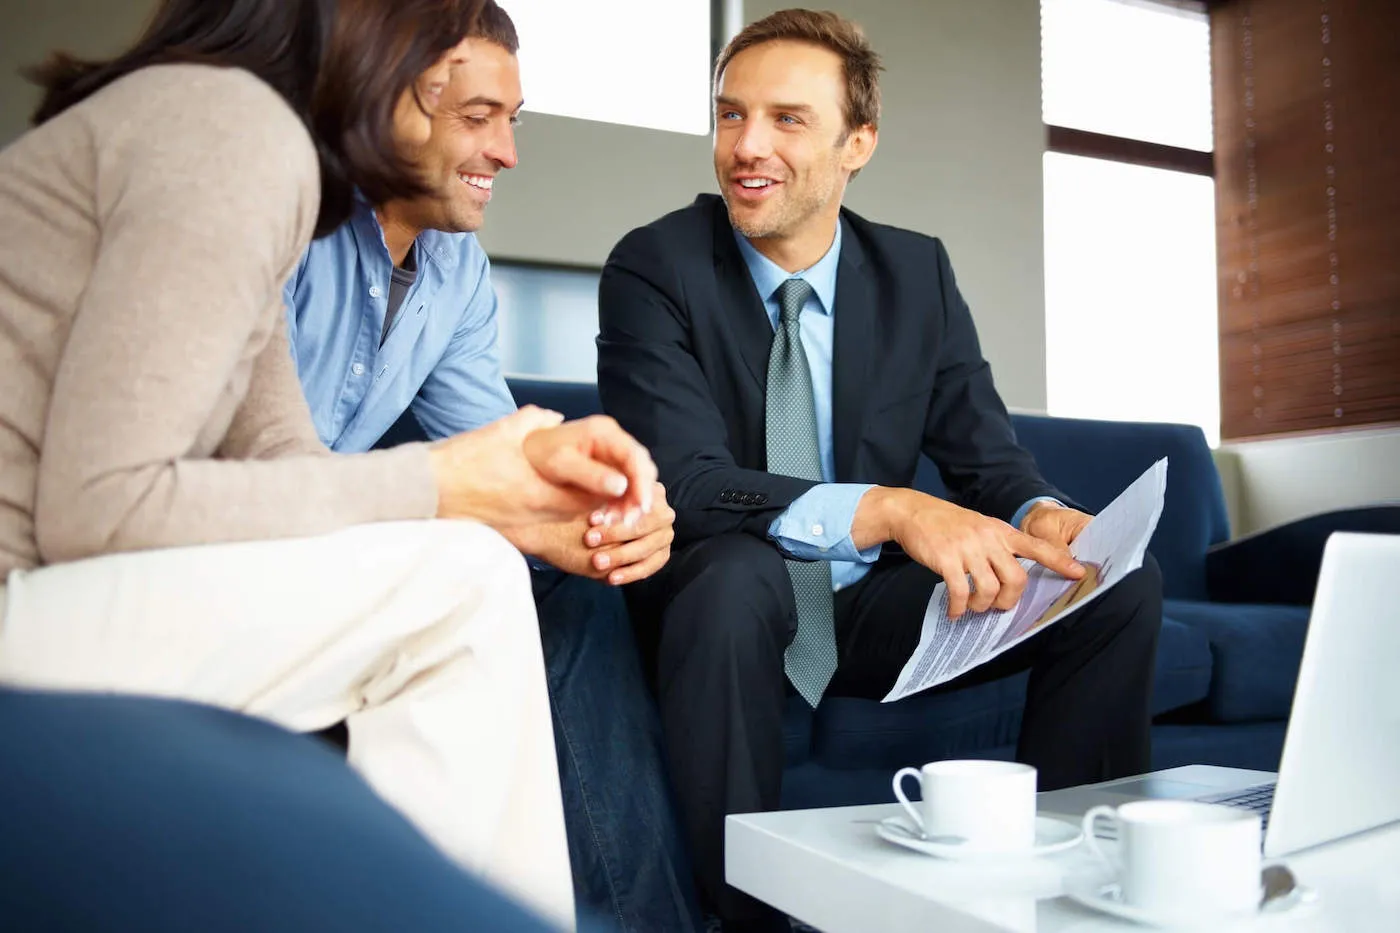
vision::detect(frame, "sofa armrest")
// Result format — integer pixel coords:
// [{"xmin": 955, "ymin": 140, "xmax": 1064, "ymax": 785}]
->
[{"xmin": 1205, "ymin": 506, "xmax": 1400, "ymax": 605}]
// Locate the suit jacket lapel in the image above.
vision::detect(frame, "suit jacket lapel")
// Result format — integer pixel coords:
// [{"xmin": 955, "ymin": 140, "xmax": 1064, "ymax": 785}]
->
[
  {"xmin": 711, "ymin": 200, "xmax": 775, "ymax": 393},
  {"xmin": 832, "ymin": 215, "xmax": 873, "ymax": 483}
]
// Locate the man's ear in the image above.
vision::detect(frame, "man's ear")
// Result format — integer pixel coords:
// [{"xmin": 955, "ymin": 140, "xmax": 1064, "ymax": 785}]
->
[{"xmin": 842, "ymin": 124, "xmax": 878, "ymax": 175}]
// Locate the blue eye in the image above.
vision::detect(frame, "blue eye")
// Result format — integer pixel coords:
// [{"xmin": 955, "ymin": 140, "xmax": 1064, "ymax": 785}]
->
[
  {"xmin": 778, "ymin": 114, "xmax": 799, "ymax": 125},
  {"xmin": 719, "ymin": 111, "xmax": 741, "ymax": 121}
]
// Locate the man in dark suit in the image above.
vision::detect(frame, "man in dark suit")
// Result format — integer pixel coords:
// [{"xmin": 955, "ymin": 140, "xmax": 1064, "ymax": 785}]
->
[{"xmin": 597, "ymin": 10, "xmax": 1163, "ymax": 930}]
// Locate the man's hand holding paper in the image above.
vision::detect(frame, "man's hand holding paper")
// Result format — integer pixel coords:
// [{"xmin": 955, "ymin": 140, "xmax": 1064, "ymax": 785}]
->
[
  {"xmin": 883, "ymin": 460, "xmax": 1168, "ymax": 702},
  {"xmin": 1020, "ymin": 500, "xmax": 1094, "ymax": 557},
  {"xmin": 853, "ymin": 487, "xmax": 1086, "ymax": 618}
]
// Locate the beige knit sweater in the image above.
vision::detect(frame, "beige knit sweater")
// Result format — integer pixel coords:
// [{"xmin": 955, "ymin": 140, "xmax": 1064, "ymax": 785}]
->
[{"xmin": 0, "ymin": 64, "xmax": 438, "ymax": 579}]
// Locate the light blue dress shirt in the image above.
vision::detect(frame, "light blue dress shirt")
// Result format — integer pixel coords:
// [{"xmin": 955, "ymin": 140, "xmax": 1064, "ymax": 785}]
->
[
  {"xmin": 283, "ymin": 200, "xmax": 515, "ymax": 453},
  {"xmin": 736, "ymin": 226, "xmax": 1058, "ymax": 592},
  {"xmin": 737, "ymin": 225, "xmax": 882, "ymax": 591}
]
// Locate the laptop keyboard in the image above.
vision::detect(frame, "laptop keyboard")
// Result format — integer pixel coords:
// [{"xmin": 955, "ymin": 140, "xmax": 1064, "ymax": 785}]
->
[
  {"xmin": 1086, "ymin": 783, "xmax": 1277, "ymax": 842},
  {"xmin": 1199, "ymin": 782, "xmax": 1276, "ymax": 832}
]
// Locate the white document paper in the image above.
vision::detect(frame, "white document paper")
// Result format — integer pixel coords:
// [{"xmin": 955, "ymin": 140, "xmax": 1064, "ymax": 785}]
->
[{"xmin": 882, "ymin": 459, "xmax": 1168, "ymax": 703}]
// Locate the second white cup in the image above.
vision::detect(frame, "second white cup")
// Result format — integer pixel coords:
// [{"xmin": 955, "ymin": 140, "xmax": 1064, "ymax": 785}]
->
[
  {"xmin": 892, "ymin": 759, "xmax": 1038, "ymax": 851},
  {"xmin": 1082, "ymin": 800, "xmax": 1261, "ymax": 919}
]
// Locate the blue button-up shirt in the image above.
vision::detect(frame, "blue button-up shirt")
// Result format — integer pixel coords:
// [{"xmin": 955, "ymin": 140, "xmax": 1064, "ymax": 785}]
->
[
  {"xmin": 283, "ymin": 201, "xmax": 514, "ymax": 453},
  {"xmin": 738, "ymin": 225, "xmax": 1055, "ymax": 591}
]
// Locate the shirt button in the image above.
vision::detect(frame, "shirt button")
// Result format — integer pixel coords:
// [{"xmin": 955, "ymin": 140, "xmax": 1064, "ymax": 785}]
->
[
  {"xmin": 351, "ymin": 363, "xmax": 366, "ymax": 376},
  {"xmin": 369, "ymin": 286, "xmax": 383, "ymax": 298},
  {"xmin": 811, "ymin": 524, "xmax": 824, "ymax": 537}
]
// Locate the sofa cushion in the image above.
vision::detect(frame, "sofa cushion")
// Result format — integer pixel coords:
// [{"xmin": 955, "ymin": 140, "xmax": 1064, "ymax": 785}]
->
[
  {"xmin": 1149, "ymin": 722, "xmax": 1286, "ymax": 772},
  {"xmin": 1206, "ymin": 506, "xmax": 1400, "ymax": 606},
  {"xmin": 1164, "ymin": 599, "xmax": 1309, "ymax": 723},
  {"xmin": 1153, "ymin": 616, "xmax": 1214, "ymax": 715}
]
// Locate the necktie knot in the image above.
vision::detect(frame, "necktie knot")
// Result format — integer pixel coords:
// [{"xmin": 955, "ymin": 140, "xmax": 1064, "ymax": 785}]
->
[{"xmin": 776, "ymin": 277, "xmax": 814, "ymax": 330}]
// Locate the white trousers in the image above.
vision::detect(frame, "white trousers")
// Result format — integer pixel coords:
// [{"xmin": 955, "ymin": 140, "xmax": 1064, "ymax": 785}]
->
[{"xmin": 0, "ymin": 520, "xmax": 574, "ymax": 930}]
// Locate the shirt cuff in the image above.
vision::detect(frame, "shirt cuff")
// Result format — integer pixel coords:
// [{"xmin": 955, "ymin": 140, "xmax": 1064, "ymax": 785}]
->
[
  {"xmin": 1011, "ymin": 496, "xmax": 1065, "ymax": 532},
  {"xmin": 767, "ymin": 483, "xmax": 882, "ymax": 564}
]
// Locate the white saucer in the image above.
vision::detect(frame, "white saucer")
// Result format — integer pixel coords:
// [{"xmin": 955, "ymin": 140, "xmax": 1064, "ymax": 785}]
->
[
  {"xmin": 875, "ymin": 814, "xmax": 1083, "ymax": 860},
  {"xmin": 1064, "ymin": 878, "xmax": 1293, "ymax": 929}
]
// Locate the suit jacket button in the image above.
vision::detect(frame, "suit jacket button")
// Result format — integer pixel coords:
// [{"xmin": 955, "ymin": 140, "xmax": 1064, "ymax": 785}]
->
[
  {"xmin": 756, "ymin": 494, "xmax": 769, "ymax": 505},
  {"xmin": 743, "ymin": 493, "xmax": 758, "ymax": 505}
]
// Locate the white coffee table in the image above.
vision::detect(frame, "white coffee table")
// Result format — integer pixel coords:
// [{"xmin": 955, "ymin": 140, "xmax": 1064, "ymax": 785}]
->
[{"xmin": 726, "ymin": 792, "xmax": 1400, "ymax": 931}]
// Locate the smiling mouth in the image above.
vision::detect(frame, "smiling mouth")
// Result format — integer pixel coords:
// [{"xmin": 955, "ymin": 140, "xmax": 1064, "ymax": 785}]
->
[
  {"xmin": 459, "ymin": 173, "xmax": 494, "ymax": 199},
  {"xmin": 730, "ymin": 177, "xmax": 782, "ymax": 204}
]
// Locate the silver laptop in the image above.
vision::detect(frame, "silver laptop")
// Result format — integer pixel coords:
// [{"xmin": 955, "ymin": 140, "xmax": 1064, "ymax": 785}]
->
[{"xmin": 1040, "ymin": 532, "xmax": 1400, "ymax": 858}]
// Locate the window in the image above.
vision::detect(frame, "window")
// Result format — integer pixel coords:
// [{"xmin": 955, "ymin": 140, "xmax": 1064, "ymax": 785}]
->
[
  {"xmin": 1040, "ymin": 0, "xmax": 1221, "ymax": 443},
  {"xmin": 492, "ymin": 261, "xmax": 601, "ymax": 381},
  {"xmin": 1043, "ymin": 153, "xmax": 1220, "ymax": 441},
  {"xmin": 1042, "ymin": 0, "xmax": 1213, "ymax": 151},
  {"xmin": 507, "ymin": 0, "xmax": 717, "ymax": 135}
]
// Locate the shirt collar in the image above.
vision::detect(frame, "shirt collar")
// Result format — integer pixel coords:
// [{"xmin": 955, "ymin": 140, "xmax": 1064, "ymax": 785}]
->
[
  {"xmin": 733, "ymin": 221, "xmax": 843, "ymax": 316},
  {"xmin": 350, "ymin": 198, "xmax": 466, "ymax": 273}
]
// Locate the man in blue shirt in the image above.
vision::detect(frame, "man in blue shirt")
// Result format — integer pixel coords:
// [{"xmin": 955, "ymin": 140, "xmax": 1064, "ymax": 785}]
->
[{"xmin": 283, "ymin": 5, "xmax": 698, "ymax": 931}]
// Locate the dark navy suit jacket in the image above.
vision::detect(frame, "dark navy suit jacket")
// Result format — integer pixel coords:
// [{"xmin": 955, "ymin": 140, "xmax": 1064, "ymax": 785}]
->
[{"xmin": 597, "ymin": 194, "xmax": 1067, "ymax": 552}]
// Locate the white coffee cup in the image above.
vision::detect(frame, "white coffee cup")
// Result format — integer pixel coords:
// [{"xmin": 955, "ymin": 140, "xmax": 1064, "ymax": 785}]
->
[
  {"xmin": 1082, "ymin": 800, "xmax": 1261, "ymax": 918},
  {"xmin": 892, "ymin": 760, "xmax": 1037, "ymax": 851}
]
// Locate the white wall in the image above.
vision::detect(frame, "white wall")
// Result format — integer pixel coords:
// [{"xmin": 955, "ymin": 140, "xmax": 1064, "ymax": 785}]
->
[
  {"xmin": 1217, "ymin": 427, "xmax": 1400, "ymax": 537},
  {"xmin": 1, "ymin": 0, "xmax": 1049, "ymax": 406},
  {"xmin": 482, "ymin": 0, "xmax": 1050, "ymax": 408}
]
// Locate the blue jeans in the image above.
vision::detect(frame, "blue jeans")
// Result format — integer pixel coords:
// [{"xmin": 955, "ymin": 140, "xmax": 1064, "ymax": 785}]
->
[{"xmin": 532, "ymin": 568, "xmax": 703, "ymax": 933}]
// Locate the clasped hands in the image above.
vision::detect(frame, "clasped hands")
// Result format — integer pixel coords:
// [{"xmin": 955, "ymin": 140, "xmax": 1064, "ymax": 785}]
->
[
  {"xmin": 853, "ymin": 487, "xmax": 1093, "ymax": 619},
  {"xmin": 427, "ymin": 405, "xmax": 673, "ymax": 585}
]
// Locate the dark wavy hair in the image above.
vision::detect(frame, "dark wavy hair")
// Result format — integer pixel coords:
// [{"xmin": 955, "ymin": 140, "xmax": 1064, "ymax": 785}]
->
[{"xmin": 26, "ymin": 0, "xmax": 483, "ymax": 236}]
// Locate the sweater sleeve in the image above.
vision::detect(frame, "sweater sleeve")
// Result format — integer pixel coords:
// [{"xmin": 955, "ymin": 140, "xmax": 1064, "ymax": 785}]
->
[
  {"xmin": 34, "ymin": 67, "xmax": 438, "ymax": 564},
  {"xmin": 215, "ymin": 313, "xmax": 331, "ymax": 461}
]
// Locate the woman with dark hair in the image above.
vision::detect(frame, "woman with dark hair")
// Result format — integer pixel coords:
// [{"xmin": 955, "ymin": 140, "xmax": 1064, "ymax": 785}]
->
[{"xmin": 0, "ymin": 1, "xmax": 657, "ymax": 926}]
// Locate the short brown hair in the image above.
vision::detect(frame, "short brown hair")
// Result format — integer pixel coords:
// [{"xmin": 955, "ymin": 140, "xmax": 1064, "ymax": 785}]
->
[
  {"xmin": 714, "ymin": 8, "xmax": 883, "ymax": 133},
  {"xmin": 27, "ymin": 0, "xmax": 484, "ymax": 237},
  {"xmin": 472, "ymin": 0, "xmax": 519, "ymax": 54}
]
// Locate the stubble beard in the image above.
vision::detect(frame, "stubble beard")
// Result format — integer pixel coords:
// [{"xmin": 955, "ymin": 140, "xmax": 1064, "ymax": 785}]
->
[
  {"xmin": 436, "ymin": 184, "xmax": 485, "ymax": 235},
  {"xmin": 723, "ymin": 158, "xmax": 842, "ymax": 242}
]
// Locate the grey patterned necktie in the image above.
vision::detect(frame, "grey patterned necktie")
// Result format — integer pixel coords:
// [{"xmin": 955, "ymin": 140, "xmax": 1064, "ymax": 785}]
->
[{"xmin": 766, "ymin": 277, "xmax": 838, "ymax": 708}]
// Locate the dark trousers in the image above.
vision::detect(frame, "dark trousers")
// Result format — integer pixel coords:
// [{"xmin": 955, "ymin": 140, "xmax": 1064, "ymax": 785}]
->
[
  {"xmin": 629, "ymin": 535, "xmax": 1163, "ymax": 929},
  {"xmin": 534, "ymin": 569, "xmax": 702, "ymax": 933},
  {"xmin": 0, "ymin": 688, "xmax": 596, "ymax": 933}
]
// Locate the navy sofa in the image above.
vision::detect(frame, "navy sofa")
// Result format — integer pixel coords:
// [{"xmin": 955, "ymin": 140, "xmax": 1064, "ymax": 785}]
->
[{"xmin": 428, "ymin": 379, "xmax": 1325, "ymax": 810}]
